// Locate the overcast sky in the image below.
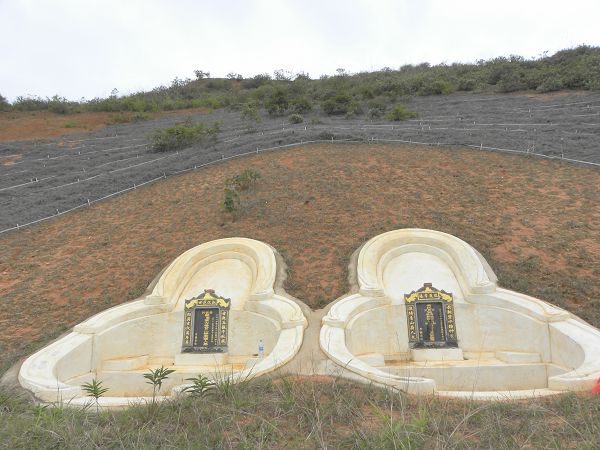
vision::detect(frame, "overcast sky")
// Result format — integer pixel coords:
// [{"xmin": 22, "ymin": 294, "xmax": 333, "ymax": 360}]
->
[{"xmin": 1, "ymin": 0, "xmax": 599, "ymax": 102}]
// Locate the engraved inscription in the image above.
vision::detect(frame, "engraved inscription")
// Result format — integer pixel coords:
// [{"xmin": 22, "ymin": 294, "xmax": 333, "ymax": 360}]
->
[
  {"xmin": 405, "ymin": 283, "xmax": 458, "ymax": 348},
  {"xmin": 182, "ymin": 289, "xmax": 230, "ymax": 353}
]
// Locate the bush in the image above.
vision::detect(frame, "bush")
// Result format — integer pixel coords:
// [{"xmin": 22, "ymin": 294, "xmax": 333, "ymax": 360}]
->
[
  {"xmin": 457, "ymin": 78, "xmax": 477, "ymax": 91},
  {"xmin": 226, "ymin": 72, "xmax": 243, "ymax": 81},
  {"xmin": 264, "ymin": 88, "xmax": 289, "ymax": 116},
  {"xmin": 108, "ymin": 112, "xmax": 132, "ymax": 124},
  {"xmin": 536, "ymin": 77, "xmax": 564, "ymax": 93},
  {"xmin": 418, "ymin": 78, "xmax": 456, "ymax": 95},
  {"xmin": 201, "ymin": 96, "xmax": 222, "ymax": 109},
  {"xmin": 497, "ymin": 72, "xmax": 526, "ymax": 93},
  {"xmin": 368, "ymin": 108, "xmax": 383, "ymax": 119},
  {"xmin": 289, "ymin": 96, "xmax": 313, "ymax": 114},
  {"xmin": 367, "ymin": 97, "xmax": 388, "ymax": 119},
  {"xmin": 241, "ymin": 103, "xmax": 261, "ymax": 123},
  {"xmin": 222, "ymin": 169, "xmax": 261, "ymax": 215},
  {"xmin": 132, "ymin": 112, "xmax": 150, "ymax": 122},
  {"xmin": 222, "ymin": 187, "xmax": 240, "ymax": 213},
  {"xmin": 289, "ymin": 113, "xmax": 303, "ymax": 124},
  {"xmin": 0, "ymin": 93, "xmax": 9, "ymax": 111},
  {"xmin": 194, "ymin": 69, "xmax": 210, "ymax": 80},
  {"xmin": 151, "ymin": 120, "xmax": 221, "ymax": 152},
  {"xmin": 387, "ymin": 105, "xmax": 417, "ymax": 121},
  {"xmin": 242, "ymin": 73, "xmax": 272, "ymax": 89},
  {"xmin": 12, "ymin": 95, "xmax": 47, "ymax": 111},
  {"xmin": 321, "ymin": 92, "xmax": 360, "ymax": 115},
  {"xmin": 226, "ymin": 169, "xmax": 260, "ymax": 191}
]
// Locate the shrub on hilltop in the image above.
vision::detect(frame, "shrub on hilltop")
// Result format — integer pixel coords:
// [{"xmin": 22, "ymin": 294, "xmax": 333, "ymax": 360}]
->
[
  {"xmin": 5, "ymin": 46, "xmax": 600, "ymax": 115},
  {"xmin": 0, "ymin": 93, "xmax": 9, "ymax": 111}
]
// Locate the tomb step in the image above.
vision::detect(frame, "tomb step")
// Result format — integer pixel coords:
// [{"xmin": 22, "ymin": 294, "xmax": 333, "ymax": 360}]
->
[
  {"xmin": 435, "ymin": 388, "xmax": 567, "ymax": 400},
  {"xmin": 376, "ymin": 363, "xmax": 567, "ymax": 391}
]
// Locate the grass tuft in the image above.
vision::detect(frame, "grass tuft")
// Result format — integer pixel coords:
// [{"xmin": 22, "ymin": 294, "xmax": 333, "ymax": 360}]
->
[{"xmin": 3, "ymin": 377, "xmax": 597, "ymax": 448}]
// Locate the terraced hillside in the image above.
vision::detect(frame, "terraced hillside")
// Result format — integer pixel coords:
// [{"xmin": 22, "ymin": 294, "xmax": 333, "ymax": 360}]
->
[{"xmin": 1, "ymin": 91, "xmax": 599, "ymax": 232}]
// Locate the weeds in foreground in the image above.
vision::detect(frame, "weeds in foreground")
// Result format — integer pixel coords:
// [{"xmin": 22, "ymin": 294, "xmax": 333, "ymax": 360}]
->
[
  {"xmin": 1, "ymin": 377, "xmax": 598, "ymax": 448},
  {"xmin": 143, "ymin": 366, "xmax": 175, "ymax": 405},
  {"xmin": 182, "ymin": 374, "xmax": 214, "ymax": 398},
  {"xmin": 80, "ymin": 379, "xmax": 109, "ymax": 413}
]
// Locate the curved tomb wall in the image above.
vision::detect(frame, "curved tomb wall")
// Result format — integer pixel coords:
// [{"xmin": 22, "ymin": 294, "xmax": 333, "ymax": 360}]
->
[
  {"xmin": 382, "ymin": 252, "xmax": 464, "ymax": 303},
  {"xmin": 321, "ymin": 228, "xmax": 600, "ymax": 397},
  {"xmin": 174, "ymin": 258, "xmax": 253, "ymax": 311},
  {"xmin": 548, "ymin": 322, "xmax": 588, "ymax": 372},
  {"xmin": 18, "ymin": 238, "xmax": 307, "ymax": 407}
]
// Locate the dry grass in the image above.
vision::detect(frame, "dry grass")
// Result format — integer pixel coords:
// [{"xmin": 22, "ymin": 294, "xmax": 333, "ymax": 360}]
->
[
  {"xmin": 1, "ymin": 376, "xmax": 598, "ymax": 449},
  {"xmin": 0, "ymin": 143, "xmax": 599, "ymax": 369}
]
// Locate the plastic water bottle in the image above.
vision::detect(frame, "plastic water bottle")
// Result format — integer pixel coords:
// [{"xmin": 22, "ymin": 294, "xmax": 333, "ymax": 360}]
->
[{"xmin": 258, "ymin": 339, "xmax": 264, "ymax": 358}]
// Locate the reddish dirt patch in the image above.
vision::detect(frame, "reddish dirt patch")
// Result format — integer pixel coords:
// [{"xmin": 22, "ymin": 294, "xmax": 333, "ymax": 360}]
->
[
  {"xmin": 0, "ymin": 143, "xmax": 598, "ymax": 361},
  {"xmin": 0, "ymin": 154, "xmax": 22, "ymax": 165},
  {"xmin": 0, "ymin": 108, "xmax": 209, "ymax": 142}
]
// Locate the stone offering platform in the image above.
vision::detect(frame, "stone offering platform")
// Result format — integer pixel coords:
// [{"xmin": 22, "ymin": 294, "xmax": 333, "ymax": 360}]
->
[{"xmin": 14, "ymin": 229, "xmax": 600, "ymax": 407}]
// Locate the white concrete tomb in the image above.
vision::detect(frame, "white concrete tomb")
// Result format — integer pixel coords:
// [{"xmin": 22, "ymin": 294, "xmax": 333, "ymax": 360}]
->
[
  {"xmin": 19, "ymin": 238, "xmax": 307, "ymax": 407},
  {"xmin": 320, "ymin": 229, "xmax": 600, "ymax": 399}
]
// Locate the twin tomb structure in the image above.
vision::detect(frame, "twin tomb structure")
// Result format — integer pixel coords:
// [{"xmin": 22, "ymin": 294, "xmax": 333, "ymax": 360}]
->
[{"xmin": 18, "ymin": 230, "xmax": 600, "ymax": 406}]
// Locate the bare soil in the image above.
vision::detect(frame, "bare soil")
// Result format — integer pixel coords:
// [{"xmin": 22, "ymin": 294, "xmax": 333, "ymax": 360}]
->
[
  {"xmin": 0, "ymin": 108, "xmax": 209, "ymax": 142},
  {"xmin": 0, "ymin": 143, "xmax": 598, "ymax": 365}
]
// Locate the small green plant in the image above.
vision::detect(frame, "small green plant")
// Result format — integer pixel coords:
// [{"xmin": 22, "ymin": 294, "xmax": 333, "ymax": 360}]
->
[
  {"xmin": 226, "ymin": 169, "xmax": 261, "ymax": 191},
  {"xmin": 151, "ymin": 120, "xmax": 221, "ymax": 152},
  {"xmin": 182, "ymin": 374, "xmax": 215, "ymax": 398},
  {"xmin": 289, "ymin": 113, "xmax": 303, "ymax": 124},
  {"xmin": 221, "ymin": 169, "xmax": 261, "ymax": 216},
  {"xmin": 387, "ymin": 104, "xmax": 417, "ymax": 121},
  {"xmin": 143, "ymin": 366, "xmax": 175, "ymax": 404},
  {"xmin": 222, "ymin": 186, "xmax": 240, "ymax": 214},
  {"xmin": 81, "ymin": 378, "xmax": 109, "ymax": 413}
]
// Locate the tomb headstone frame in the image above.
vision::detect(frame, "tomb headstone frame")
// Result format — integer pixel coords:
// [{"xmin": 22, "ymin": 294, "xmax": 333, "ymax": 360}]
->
[
  {"xmin": 182, "ymin": 289, "xmax": 231, "ymax": 353},
  {"xmin": 404, "ymin": 283, "xmax": 458, "ymax": 348}
]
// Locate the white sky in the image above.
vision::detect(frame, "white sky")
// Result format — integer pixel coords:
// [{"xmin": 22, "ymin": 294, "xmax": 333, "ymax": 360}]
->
[{"xmin": 1, "ymin": 0, "xmax": 599, "ymax": 101}]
